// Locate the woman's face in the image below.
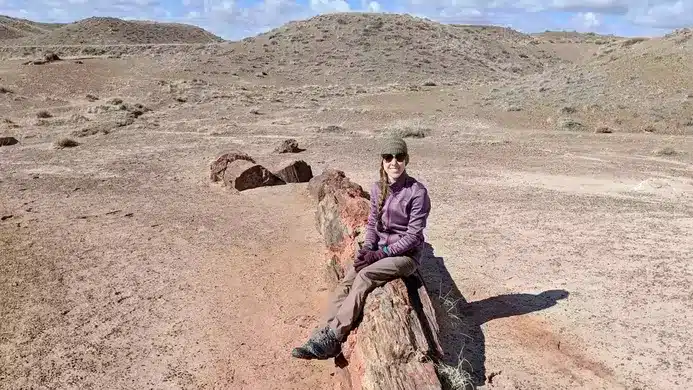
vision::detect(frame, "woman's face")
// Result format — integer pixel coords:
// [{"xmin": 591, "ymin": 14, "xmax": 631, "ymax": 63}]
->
[{"xmin": 382, "ymin": 153, "xmax": 406, "ymax": 181}]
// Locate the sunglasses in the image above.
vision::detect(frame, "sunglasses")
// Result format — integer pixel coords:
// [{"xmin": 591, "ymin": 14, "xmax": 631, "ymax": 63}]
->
[{"xmin": 382, "ymin": 153, "xmax": 407, "ymax": 163}]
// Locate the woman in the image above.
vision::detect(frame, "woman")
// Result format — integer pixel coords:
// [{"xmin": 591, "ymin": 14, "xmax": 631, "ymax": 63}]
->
[{"xmin": 292, "ymin": 136, "xmax": 432, "ymax": 360}]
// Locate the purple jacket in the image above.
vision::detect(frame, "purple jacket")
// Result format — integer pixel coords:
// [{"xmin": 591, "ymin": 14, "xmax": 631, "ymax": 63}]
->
[{"xmin": 363, "ymin": 172, "xmax": 431, "ymax": 261}]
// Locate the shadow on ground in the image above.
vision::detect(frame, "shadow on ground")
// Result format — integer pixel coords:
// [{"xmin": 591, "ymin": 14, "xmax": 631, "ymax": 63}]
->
[{"xmin": 418, "ymin": 242, "xmax": 569, "ymax": 388}]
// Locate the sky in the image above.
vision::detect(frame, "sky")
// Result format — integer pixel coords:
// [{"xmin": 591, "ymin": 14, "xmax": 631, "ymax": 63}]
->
[{"xmin": 0, "ymin": 0, "xmax": 691, "ymax": 40}]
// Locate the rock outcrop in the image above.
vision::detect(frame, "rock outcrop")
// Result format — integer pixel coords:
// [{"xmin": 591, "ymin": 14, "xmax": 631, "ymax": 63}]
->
[{"xmin": 307, "ymin": 168, "xmax": 443, "ymax": 390}]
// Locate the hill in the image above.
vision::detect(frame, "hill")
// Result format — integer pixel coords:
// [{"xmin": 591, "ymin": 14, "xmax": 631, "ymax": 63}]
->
[
  {"xmin": 224, "ymin": 12, "xmax": 563, "ymax": 85},
  {"xmin": 0, "ymin": 15, "xmax": 63, "ymax": 40},
  {"xmin": 477, "ymin": 28, "xmax": 693, "ymax": 134},
  {"xmin": 2, "ymin": 16, "xmax": 224, "ymax": 45}
]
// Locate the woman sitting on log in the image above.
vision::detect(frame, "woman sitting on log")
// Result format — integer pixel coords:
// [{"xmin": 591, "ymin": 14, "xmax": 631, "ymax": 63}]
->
[{"xmin": 292, "ymin": 136, "xmax": 432, "ymax": 360}]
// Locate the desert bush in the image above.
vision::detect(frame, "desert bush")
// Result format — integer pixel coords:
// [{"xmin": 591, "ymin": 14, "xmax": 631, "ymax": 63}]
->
[
  {"xmin": 55, "ymin": 137, "xmax": 79, "ymax": 148},
  {"xmin": 654, "ymin": 147, "xmax": 676, "ymax": 156}
]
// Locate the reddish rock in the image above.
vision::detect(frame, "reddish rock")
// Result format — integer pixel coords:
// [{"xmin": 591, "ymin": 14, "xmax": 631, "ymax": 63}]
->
[
  {"xmin": 308, "ymin": 168, "xmax": 443, "ymax": 390},
  {"xmin": 223, "ymin": 159, "xmax": 285, "ymax": 191},
  {"xmin": 209, "ymin": 152, "xmax": 255, "ymax": 182},
  {"xmin": 308, "ymin": 168, "xmax": 369, "ymax": 202},
  {"xmin": 274, "ymin": 160, "xmax": 313, "ymax": 183}
]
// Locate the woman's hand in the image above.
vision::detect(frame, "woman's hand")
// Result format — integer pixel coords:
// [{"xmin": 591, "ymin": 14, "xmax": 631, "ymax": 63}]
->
[{"xmin": 354, "ymin": 249, "xmax": 387, "ymax": 272}]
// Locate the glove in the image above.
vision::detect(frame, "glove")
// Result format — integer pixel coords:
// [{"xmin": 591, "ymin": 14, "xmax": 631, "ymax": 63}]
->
[
  {"xmin": 355, "ymin": 243, "xmax": 377, "ymax": 262},
  {"xmin": 354, "ymin": 249, "xmax": 387, "ymax": 272}
]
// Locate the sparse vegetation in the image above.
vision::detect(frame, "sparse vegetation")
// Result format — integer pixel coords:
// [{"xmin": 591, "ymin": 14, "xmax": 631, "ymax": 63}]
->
[
  {"xmin": 436, "ymin": 358, "xmax": 475, "ymax": 390},
  {"xmin": 654, "ymin": 147, "xmax": 677, "ymax": 156},
  {"xmin": 36, "ymin": 110, "xmax": 52, "ymax": 118},
  {"xmin": 55, "ymin": 137, "xmax": 79, "ymax": 148}
]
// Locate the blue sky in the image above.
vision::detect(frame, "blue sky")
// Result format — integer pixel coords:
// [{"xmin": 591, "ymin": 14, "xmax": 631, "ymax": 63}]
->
[{"xmin": 0, "ymin": 0, "xmax": 690, "ymax": 40}]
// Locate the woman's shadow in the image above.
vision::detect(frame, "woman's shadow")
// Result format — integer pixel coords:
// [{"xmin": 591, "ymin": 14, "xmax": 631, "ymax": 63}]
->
[{"xmin": 417, "ymin": 242, "xmax": 569, "ymax": 387}]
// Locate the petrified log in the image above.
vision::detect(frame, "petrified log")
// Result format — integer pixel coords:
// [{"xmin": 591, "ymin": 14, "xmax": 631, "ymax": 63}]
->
[
  {"xmin": 223, "ymin": 159, "xmax": 285, "ymax": 191},
  {"xmin": 274, "ymin": 159, "xmax": 313, "ymax": 183},
  {"xmin": 209, "ymin": 152, "xmax": 256, "ymax": 182},
  {"xmin": 310, "ymin": 169, "xmax": 371, "ymax": 282},
  {"xmin": 307, "ymin": 168, "xmax": 443, "ymax": 390}
]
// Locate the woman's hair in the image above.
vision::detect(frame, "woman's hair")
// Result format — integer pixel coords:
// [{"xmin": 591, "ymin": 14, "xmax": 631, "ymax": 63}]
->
[{"xmin": 376, "ymin": 164, "xmax": 390, "ymax": 230}]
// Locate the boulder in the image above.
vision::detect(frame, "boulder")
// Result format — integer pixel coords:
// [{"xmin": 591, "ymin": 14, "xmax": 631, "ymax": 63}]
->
[
  {"xmin": 209, "ymin": 152, "xmax": 256, "ymax": 182},
  {"xmin": 223, "ymin": 159, "xmax": 285, "ymax": 191},
  {"xmin": 307, "ymin": 168, "xmax": 443, "ymax": 390},
  {"xmin": 274, "ymin": 160, "xmax": 313, "ymax": 183},
  {"xmin": 0, "ymin": 136, "xmax": 19, "ymax": 146},
  {"xmin": 274, "ymin": 138, "xmax": 304, "ymax": 153}
]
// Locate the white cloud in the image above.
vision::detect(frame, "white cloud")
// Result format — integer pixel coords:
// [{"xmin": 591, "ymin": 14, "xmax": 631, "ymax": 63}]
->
[
  {"xmin": 310, "ymin": 0, "xmax": 350, "ymax": 13},
  {"xmin": 368, "ymin": 1, "xmax": 381, "ymax": 12},
  {"xmin": 572, "ymin": 11, "xmax": 601, "ymax": 30}
]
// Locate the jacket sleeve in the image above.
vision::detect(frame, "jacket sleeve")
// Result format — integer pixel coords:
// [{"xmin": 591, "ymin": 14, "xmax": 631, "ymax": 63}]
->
[
  {"xmin": 363, "ymin": 182, "xmax": 380, "ymax": 249},
  {"xmin": 385, "ymin": 185, "xmax": 431, "ymax": 256}
]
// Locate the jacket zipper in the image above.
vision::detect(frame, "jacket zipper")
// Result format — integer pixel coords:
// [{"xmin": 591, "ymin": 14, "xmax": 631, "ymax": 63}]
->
[{"xmin": 385, "ymin": 193, "xmax": 390, "ymax": 246}]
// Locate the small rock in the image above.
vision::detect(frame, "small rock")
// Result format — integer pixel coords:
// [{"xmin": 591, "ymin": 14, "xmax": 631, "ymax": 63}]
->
[
  {"xmin": 274, "ymin": 160, "xmax": 313, "ymax": 183},
  {"xmin": 0, "ymin": 136, "xmax": 19, "ymax": 146},
  {"xmin": 44, "ymin": 52, "xmax": 60, "ymax": 62},
  {"xmin": 274, "ymin": 138, "xmax": 304, "ymax": 153},
  {"xmin": 223, "ymin": 160, "xmax": 285, "ymax": 191},
  {"xmin": 85, "ymin": 94, "xmax": 99, "ymax": 102}
]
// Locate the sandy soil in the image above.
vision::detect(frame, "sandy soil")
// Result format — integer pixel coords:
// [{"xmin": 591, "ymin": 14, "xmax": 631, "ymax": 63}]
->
[{"xmin": 1, "ymin": 15, "xmax": 693, "ymax": 389}]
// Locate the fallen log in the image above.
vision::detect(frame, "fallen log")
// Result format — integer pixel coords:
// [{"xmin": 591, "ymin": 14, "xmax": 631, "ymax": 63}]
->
[{"xmin": 307, "ymin": 168, "xmax": 443, "ymax": 390}]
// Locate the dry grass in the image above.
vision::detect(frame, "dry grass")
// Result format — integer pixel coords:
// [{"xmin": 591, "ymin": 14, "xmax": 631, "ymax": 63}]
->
[
  {"xmin": 654, "ymin": 147, "xmax": 677, "ymax": 156},
  {"xmin": 388, "ymin": 119, "xmax": 432, "ymax": 138},
  {"xmin": 36, "ymin": 110, "xmax": 52, "ymax": 118},
  {"xmin": 436, "ymin": 356, "xmax": 475, "ymax": 390},
  {"xmin": 433, "ymin": 287, "xmax": 476, "ymax": 390}
]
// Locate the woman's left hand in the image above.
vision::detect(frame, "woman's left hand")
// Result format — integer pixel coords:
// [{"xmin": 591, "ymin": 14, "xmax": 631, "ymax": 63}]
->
[{"xmin": 354, "ymin": 249, "xmax": 387, "ymax": 272}]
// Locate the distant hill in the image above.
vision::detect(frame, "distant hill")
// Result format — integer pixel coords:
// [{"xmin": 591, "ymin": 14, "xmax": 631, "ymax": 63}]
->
[
  {"xmin": 479, "ymin": 28, "xmax": 693, "ymax": 134},
  {"xmin": 0, "ymin": 16, "xmax": 224, "ymax": 45},
  {"xmin": 222, "ymin": 12, "xmax": 563, "ymax": 85},
  {"xmin": 0, "ymin": 15, "xmax": 63, "ymax": 40}
]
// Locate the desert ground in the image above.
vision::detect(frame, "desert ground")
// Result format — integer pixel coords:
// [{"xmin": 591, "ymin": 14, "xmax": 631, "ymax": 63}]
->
[{"xmin": 1, "ymin": 12, "xmax": 692, "ymax": 390}]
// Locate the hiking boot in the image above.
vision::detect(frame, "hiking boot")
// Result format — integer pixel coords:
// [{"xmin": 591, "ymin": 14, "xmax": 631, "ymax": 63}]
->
[
  {"xmin": 291, "ymin": 326, "xmax": 341, "ymax": 360},
  {"xmin": 291, "ymin": 325, "xmax": 328, "ymax": 360}
]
